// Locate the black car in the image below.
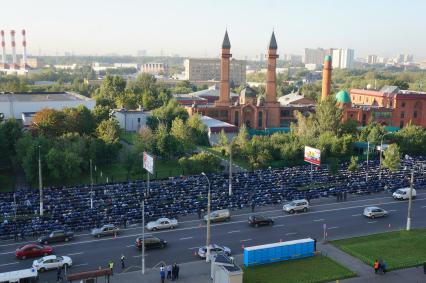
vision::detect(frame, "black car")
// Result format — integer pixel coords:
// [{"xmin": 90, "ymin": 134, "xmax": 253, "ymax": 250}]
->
[
  {"xmin": 38, "ymin": 230, "xmax": 74, "ymax": 245},
  {"xmin": 136, "ymin": 235, "xmax": 167, "ymax": 250},
  {"xmin": 248, "ymin": 215, "xmax": 274, "ymax": 227}
]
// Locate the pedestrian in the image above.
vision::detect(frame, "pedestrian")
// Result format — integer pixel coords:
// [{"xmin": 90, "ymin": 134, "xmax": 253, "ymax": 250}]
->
[
  {"xmin": 167, "ymin": 264, "xmax": 172, "ymax": 279},
  {"xmin": 251, "ymin": 201, "xmax": 255, "ymax": 212},
  {"xmin": 381, "ymin": 260, "xmax": 387, "ymax": 274},
  {"xmin": 373, "ymin": 259, "xmax": 379, "ymax": 274},
  {"xmin": 121, "ymin": 254, "xmax": 125, "ymax": 269},
  {"xmin": 108, "ymin": 260, "xmax": 114, "ymax": 275},
  {"xmin": 197, "ymin": 208, "xmax": 202, "ymax": 219},
  {"xmin": 423, "ymin": 260, "xmax": 426, "ymax": 274},
  {"xmin": 313, "ymin": 238, "xmax": 317, "ymax": 252},
  {"xmin": 160, "ymin": 268, "xmax": 166, "ymax": 283},
  {"xmin": 336, "ymin": 193, "xmax": 340, "ymax": 202},
  {"xmin": 171, "ymin": 264, "xmax": 176, "ymax": 281},
  {"xmin": 343, "ymin": 191, "xmax": 347, "ymax": 201},
  {"xmin": 176, "ymin": 263, "xmax": 179, "ymax": 280},
  {"xmin": 57, "ymin": 266, "xmax": 62, "ymax": 282},
  {"xmin": 379, "ymin": 259, "xmax": 384, "ymax": 274},
  {"xmin": 160, "ymin": 264, "xmax": 164, "ymax": 271}
]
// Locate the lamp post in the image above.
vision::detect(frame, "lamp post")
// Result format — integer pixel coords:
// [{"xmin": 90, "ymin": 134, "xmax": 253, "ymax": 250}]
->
[
  {"xmin": 38, "ymin": 145, "xmax": 43, "ymax": 216},
  {"xmin": 90, "ymin": 159, "xmax": 94, "ymax": 209},
  {"xmin": 141, "ymin": 200, "xmax": 145, "ymax": 274},
  {"xmin": 228, "ymin": 142, "xmax": 233, "ymax": 196},
  {"xmin": 201, "ymin": 172, "xmax": 211, "ymax": 262},
  {"xmin": 365, "ymin": 141, "xmax": 370, "ymax": 182},
  {"xmin": 406, "ymin": 168, "xmax": 414, "ymax": 231},
  {"xmin": 379, "ymin": 133, "xmax": 391, "ymax": 180}
]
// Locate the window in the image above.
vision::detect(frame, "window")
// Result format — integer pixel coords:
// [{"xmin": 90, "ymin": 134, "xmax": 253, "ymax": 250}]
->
[
  {"xmin": 280, "ymin": 110, "xmax": 291, "ymax": 117},
  {"xmin": 137, "ymin": 118, "xmax": 141, "ymax": 123},
  {"xmin": 220, "ymin": 110, "xmax": 228, "ymax": 117},
  {"xmin": 400, "ymin": 111, "xmax": 405, "ymax": 119},
  {"xmin": 258, "ymin": 111, "xmax": 263, "ymax": 128},
  {"xmin": 400, "ymin": 120, "xmax": 404, "ymax": 128},
  {"xmin": 402, "ymin": 102, "xmax": 406, "ymax": 107},
  {"xmin": 414, "ymin": 111, "xmax": 418, "ymax": 118}
]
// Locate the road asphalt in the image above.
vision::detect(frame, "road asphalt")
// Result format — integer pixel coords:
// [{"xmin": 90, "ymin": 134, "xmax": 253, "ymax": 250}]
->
[{"xmin": 0, "ymin": 190, "xmax": 425, "ymax": 282}]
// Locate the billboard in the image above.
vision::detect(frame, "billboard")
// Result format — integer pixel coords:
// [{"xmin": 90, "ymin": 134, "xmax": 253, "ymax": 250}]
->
[
  {"xmin": 304, "ymin": 146, "xmax": 321, "ymax": 166},
  {"xmin": 143, "ymin": 152, "xmax": 154, "ymax": 174}
]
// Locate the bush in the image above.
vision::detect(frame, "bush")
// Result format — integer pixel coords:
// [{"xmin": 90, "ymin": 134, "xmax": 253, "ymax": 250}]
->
[{"xmin": 179, "ymin": 152, "xmax": 223, "ymax": 175}]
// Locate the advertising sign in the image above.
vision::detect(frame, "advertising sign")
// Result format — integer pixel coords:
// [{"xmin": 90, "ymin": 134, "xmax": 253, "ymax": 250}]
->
[
  {"xmin": 304, "ymin": 146, "xmax": 321, "ymax": 166},
  {"xmin": 143, "ymin": 152, "xmax": 154, "ymax": 174}
]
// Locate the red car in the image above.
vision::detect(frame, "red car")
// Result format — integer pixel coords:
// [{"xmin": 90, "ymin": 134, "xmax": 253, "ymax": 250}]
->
[{"xmin": 15, "ymin": 243, "xmax": 53, "ymax": 260}]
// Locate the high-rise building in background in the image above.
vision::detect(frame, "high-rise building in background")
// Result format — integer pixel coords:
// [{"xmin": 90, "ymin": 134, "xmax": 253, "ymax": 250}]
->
[
  {"xmin": 303, "ymin": 48, "xmax": 328, "ymax": 64},
  {"xmin": 137, "ymin": 50, "xmax": 147, "ymax": 57},
  {"xmin": 366, "ymin": 55, "xmax": 378, "ymax": 64},
  {"xmin": 332, "ymin": 48, "xmax": 354, "ymax": 69},
  {"xmin": 184, "ymin": 58, "xmax": 246, "ymax": 85},
  {"xmin": 141, "ymin": 62, "xmax": 168, "ymax": 74}
]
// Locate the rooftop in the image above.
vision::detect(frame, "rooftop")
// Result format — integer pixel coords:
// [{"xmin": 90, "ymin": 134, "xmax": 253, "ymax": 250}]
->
[
  {"xmin": 0, "ymin": 92, "xmax": 93, "ymax": 102},
  {"xmin": 200, "ymin": 115, "xmax": 237, "ymax": 129}
]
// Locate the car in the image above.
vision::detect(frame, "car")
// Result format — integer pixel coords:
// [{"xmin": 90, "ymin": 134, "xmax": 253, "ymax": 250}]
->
[
  {"xmin": 248, "ymin": 215, "xmax": 274, "ymax": 227},
  {"xmin": 197, "ymin": 244, "xmax": 231, "ymax": 259},
  {"xmin": 91, "ymin": 224, "xmax": 120, "ymax": 238},
  {"xmin": 146, "ymin": 218, "xmax": 178, "ymax": 231},
  {"xmin": 203, "ymin": 209, "xmax": 231, "ymax": 223},
  {"xmin": 392, "ymin": 188, "xmax": 417, "ymax": 200},
  {"xmin": 38, "ymin": 230, "xmax": 74, "ymax": 245},
  {"xmin": 32, "ymin": 255, "xmax": 72, "ymax": 272},
  {"xmin": 136, "ymin": 235, "xmax": 167, "ymax": 250},
  {"xmin": 363, "ymin": 206, "xmax": 388, "ymax": 219},
  {"xmin": 15, "ymin": 244, "xmax": 53, "ymax": 260},
  {"xmin": 283, "ymin": 199, "xmax": 309, "ymax": 214}
]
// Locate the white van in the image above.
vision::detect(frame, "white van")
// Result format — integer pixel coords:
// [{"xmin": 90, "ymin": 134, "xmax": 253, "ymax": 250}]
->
[
  {"xmin": 0, "ymin": 268, "xmax": 38, "ymax": 283},
  {"xmin": 392, "ymin": 188, "xmax": 417, "ymax": 200},
  {"xmin": 204, "ymin": 209, "xmax": 231, "ymax": 223}
]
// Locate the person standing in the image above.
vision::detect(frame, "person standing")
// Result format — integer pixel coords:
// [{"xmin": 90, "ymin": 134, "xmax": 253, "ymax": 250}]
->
[
  {"xmin": 423, "ymin": 260, "xmax": 426, "ymax": 274},
  {"xmin": 373, "ymin": 259, "xmax": 379, "ymax": 274},
  {"xmin": 171, "ymin": 264, "xmax": 177, "ymax": 281},
  {"xmin": 197, "ymin": 208, "xmax": 202, "ymax": 219},
  {"xmin": 166, "ymin": 264, "xmax": 172, "ymax": 279},
  {"xmin": 57, "ymin": 266, "xmax": 62, "ymax": 282},
  {"xmin": 343, "ymin": 191, "xmax": 347, "ymax": 201},
  {"xmin": 108, "ymin": 260, "xmax": 114, "ymax": 275},
  {"xmin": 251, "ymin": 201, "xmax": 255, "ymax": 212},
  {"xmin": 175, "ymin": 263, "xmax": 180, "ymax": 280},
  {"xmin": 160, "ymin": 268, "xmax": 166, "ymax": 283},
  {"xmin": 120, "ymin": 254, "xmax": 125, "ymax": 269}
]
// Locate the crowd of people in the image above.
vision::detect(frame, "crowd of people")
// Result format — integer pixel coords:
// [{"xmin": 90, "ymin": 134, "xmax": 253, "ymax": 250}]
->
[{"xmin": 0, "ymin": 156, "xmax": 425, "ymax": 240}]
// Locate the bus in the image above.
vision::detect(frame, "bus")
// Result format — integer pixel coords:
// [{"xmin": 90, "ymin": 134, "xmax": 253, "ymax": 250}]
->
[{"xmin": 0, "ymin": 268, "xmax": 39, "ymax": 283}]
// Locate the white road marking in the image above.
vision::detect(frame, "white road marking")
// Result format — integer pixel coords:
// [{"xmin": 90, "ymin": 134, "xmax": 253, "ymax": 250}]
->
[
  {"xmin": 422, "ymin": 205, "xmax": 426, "ymax": 208},
  {"xmin": 352, "ymin": 214, "xmax": 362, "ymax": 217},
  {"xmin": 126, "ymin": 244, "xmax": 134, "ymax": 248},
  {"xmin": 0, "ymin": 262, "xmax": 20, "ymax": 267},
  {"xmin": 73, "ymin": 263, "xmax": 89, "ymax": 268},
  {"xmin": 179, "ymin": 237, "xmax": 193, "ymax": 240},
  {"xmin": 67, "ymin": 252, "xmax": 84, "ymax": 256},
  {"xmin": 0, "ymin": 251, "xmax": 15, "ymax": 255},
  {"xmin": 285, "ymin": 232, "xmax": 297, "ymax": 236},
  {"xmin": 188, "ymin": 247, "xmax": 199, "ymax": 250},
  {"xmin": 313, "ymin": 219, "xmax": 325, "ymax": 222},
  {"xmin": 240, "ymin": 239, "xmax": 252, "ymax": 242},
  {"xmin": 133, "ymin": 254, "xmax": 148, "ymax": 258},
  {"xmin": 328, "ymin": 226, "xmax": 339, "ymax": 230},
  {"xmin": 273, "ymin": 224, "xmax": 285, "ymax": 228},
  {"xmin": 388, "ymin": 209, "xmax": 397, "ymax": 212},
  {"xmin": 367, "ymin": 221, "xmax": 378, "ymax": 224},
  {"xmin": 228, "ymin": 230, "xmax": 240, "ymax": 234}
]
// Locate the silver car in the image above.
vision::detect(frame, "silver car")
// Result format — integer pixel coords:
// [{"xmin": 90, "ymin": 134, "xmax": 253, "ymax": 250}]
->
[
  {"xmin": 197, "ymin": 244, "xmax": 231, "ymax": 258},
  {"xmin": 363, "ymin": 206, "xmax": 388, "ymax": 219},
  {"xmin": 146, "ymin": 218, "xmax": 178, "ymax": 231},
  {"xmin": 283, "ymin": 199, "xmax": 309, "ymax": 214},
  {"xmin": 91, "ymin": 224, "xmax": 120, "ymax": 238}
]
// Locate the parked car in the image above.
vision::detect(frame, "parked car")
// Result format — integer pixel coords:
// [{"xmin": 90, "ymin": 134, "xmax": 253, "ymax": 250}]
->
[
  {"xmin": 248, "ymin": 215, "xmax": 274, "ymax": 227},
  {"xmin": 136, "ymin": 235, "xmax": 167, "ymax": 250},
  {"xmin": 15, "ymin": 244, "xmax": 53, "ymax": 260},
  {"xmin": 197, "ymin": 244, "xmax": 231, "ymax": 258},
  {"xmin": 146, "ymin": 218, "xmax": 178, "ymax": 231},
  {"xmin": 204, "ymin": 209, "xmax": 231, "ymax": 223},
  {"xmin": 363, "ymin": 206, "xmax": 388, "ymax": 219},
  {"xmin": 283, "ymin": 199, "xmax": 309, "ymax": 214},
  {"xmin": 38, "ymin": 230, "xmax": 74, "ymax": 245},
  {"xmin": 91, "ymin": 224, "xmax": 120, "ymax": 238},
  {"xmin": 392, "ymin": 188, "xmax": 417, "ymax": 200},
  {"xmin": 32, "ymin": 255, "xmax": 72, "ymax": 272}
]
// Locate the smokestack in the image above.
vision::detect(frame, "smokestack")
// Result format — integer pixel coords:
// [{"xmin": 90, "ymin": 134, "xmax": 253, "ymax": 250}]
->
[
  {"xmin": 1, "ymin": 30, "xmax": 6, "ymax": 66},
  {"xmin": 21, "ymin": 29, "xmax": 27, "ymax": 69},
  {"xmin": 321, "ymin": 55, "xmax": 332, "ymax": 101},
  {"xmin": 10, "ymin": 30, "xmax": 17, "ymax": 69}
]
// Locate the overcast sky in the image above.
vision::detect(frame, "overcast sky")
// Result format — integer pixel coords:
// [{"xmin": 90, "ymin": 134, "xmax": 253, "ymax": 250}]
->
[{"xmin": 3, "ymin": 0, "xmax": 426, "ymax": 60}]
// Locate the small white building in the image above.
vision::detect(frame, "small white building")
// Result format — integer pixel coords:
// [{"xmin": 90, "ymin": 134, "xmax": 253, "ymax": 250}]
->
[
  {"xmin": 112, "ymin": 108, "xmax": 151, "ymax": 132},
  {"xmin": 0, "ymin": 92, "xmax": 95, "ymax": 121},
  {"xmin": 200, "ymin": 116, "xmax": 238, "ymax": 145}
]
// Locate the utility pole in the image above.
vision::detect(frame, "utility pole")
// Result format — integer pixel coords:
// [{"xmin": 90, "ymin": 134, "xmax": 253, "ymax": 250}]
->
[
  {"xmin": 379, "ymin": 133, "xmax": 391, "ymax": 180},
  {"xmin": 406, "ymin": 169, "xmax": 414, "ymax": 231},
  {"xmin": 38, "ymin": 145, "xmax": 43, "ymax": 216},
  {"xmin": 147, "ymin": 170, "xmax": 150, "ymax": 197},
  {"xmin": 141, "ymin": 200, "xmax": 145, "ymax": 274},
  {"xmin": 202, "ymin": 172, "xmax": 211, "ymax": 262},
  {"xmin": 365, "ymin": 141, "xmax": 369, "ymax": 182},
  {"xmin": 90, "ymin": 159, "xmax": 94, "ymax": 209},
  {"xmin": 228, "ymin": 143, "xmax": 232, "ymax": 196}
]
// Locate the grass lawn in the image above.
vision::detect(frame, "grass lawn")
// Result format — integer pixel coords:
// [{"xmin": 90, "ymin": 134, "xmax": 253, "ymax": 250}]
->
[
  {"xmin": 243, "ymin": 255, "xmax": 355, "ymax": 283},
  {"xmin": 0, "ymin": 169, "xmax": 14, "ymax": 192},
  {"xmin": 332, "ymin": 229, "xmax": 426, "ymax": 270},
  {"xmin": 120, "ymin": 131, "xmax": 138, "ymax": 144},
  {"xmin": 202, "ymin": 146, "xmax": 251, "ymax": 171}
]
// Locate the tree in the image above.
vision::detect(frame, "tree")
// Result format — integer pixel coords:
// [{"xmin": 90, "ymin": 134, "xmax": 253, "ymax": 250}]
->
[
  {"xmin": 134, "ymin": 127, "xmax": 155, "ymax": 155},
  {"xmin": 92, "ymin": 105, "xmax": 111, "ymax": 124},
  {"xmin": 171, "ymin": 117, "xmax": 194, "ymax": 156},
  {"xmin": 187, "ymin": 114, "xmax": 209, "ymax": 146},
  {"xmin": 155, "ymin": 123, "xmax": 176, "ymax": 159},
  {"xmin": 235, "ymin": 124, "xmax": 249, "ymax": 151},
  {"xmin": 218, "ymin": 129, "xmax": 229, "ymax": 147},
  {"xmin": 63, "ymin": 105, "xmax": 96, "ymax": 135},
  {"xmin": 121, "ymin": 148, "xmax": 137, "ymax": 180},
  {"xmin": 96, "ymin": 119, "xmax": 120, "ymax": 144},
  {"xmin": 315, "ymin": 96, "xmax": 343, "ymax": 135},
  {"xmin": 327, "ymin": 157, "xmax": 340, "ymax": 175},
  {"xmin": 146, "ymin": 99, "xmax": 189, "ymax": 130},
  {"xmin": 394, "ymin": 123, "xmax": 426, "ymax": 155},
  {"xmin": 99, "ymin": 75, "xmax": 126, "ymax": 100},
  {"xmin": 0, "ymin": 118, "xmax": 22, "ymax": 165},
  {"xmin": 382, "ymin": 144, "xmax": 401, "ymax": 172},
  {"xmin": 179, "ymin": 152, "xmax": 222, "ymax": 174},
  {"xmin": 31, "ymin": 108, "xmax": 67, "ymax": 137},
  {"xmin": 390, "ymin": 80, "xmax": 409, "ymax": 90},
  {"xmin": 348, "ymin": 156, "xmax": 359, "ymax": 173}
]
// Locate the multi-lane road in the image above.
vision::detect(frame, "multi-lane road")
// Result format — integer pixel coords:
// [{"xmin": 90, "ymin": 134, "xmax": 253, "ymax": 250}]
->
[{"xmin": 1, "ymin": 191, "xmax": 426, "ymax": 282}]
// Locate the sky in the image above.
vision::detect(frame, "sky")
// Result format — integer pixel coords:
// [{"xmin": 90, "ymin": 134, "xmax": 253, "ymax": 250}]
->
[{"xmin": 2, "ymin": 0, "xmax": 426, "ymax": 60}]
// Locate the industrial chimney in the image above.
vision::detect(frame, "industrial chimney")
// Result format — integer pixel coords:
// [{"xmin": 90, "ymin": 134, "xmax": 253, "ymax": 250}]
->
[
  {"xmin": 0, "ymin": 30, "xmax": 6, "ymax": 68},
  {"xmin": 21, "ymin": 29, "xmax": 27, "ymax": 69},
  {"xmin": 10, "ymin": 30, "xmax": 17, "ymax": 69}
]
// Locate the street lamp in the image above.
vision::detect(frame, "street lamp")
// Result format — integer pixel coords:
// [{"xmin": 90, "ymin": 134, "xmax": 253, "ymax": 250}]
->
[
  {"xmin": 379, "ymin": 133, "xmax": 392, "ymax": 180},
  {"xmin": 141, "ymin": 200, "xmax": 145, "ymax": 274},
  {"xmin": 365, "ymin": 141, "xmax": 370, "ymax": 182},
  {"xmin": 228, "ymin": 142, "xmax": 233, "ymax": 196},
  {"xmin": 38, "ymin": 145, "xmax": 44, "ymax": 216},
  {"xmin": 201, "ymin": 172, "xmax": 211, "ymax": 262},
  {"xmin": 90, "ymin": 159, "xmax": 94, "ymax": 209},
  {"xmin": 405, "ymin": 155, "xmax": 420, "ymax": 231}
]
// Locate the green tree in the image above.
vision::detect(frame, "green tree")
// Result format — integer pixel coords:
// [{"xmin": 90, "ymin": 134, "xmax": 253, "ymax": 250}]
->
[
  {"xmin": 315, "ymin": 96, "xmax": 343, "ymax": 135},
  {"xmin": 96, "ymin": 119, "xmax": 120, "ymax": 144},
  {"xmin": 348, "ymin": 156, "xmax": 359, "ymax": 172},
  {"xmin": 147, "ymin": 99, "xmax": 189, "ymax": 130},
  {"xmin": 121, "ymin": 148, "xmax": 137, "ymax": 180},
  {"xmin": 155, "ymin": 123, "xmax": 176, "ymax": 159},
  {"xmin": 235, "ymin": 124, "xmax": 249, "ymax": 152},
  {"xmin": 31, "ymin": 108, "xmax": 67, "ymax": 137},
  {"xmin": 382, "ymin": 144, "xmax": 401, "ymax": 172},
  {"xmin": 187, "ymin": 114, "xmax": 209, "ymax": 145},
  {"xmin": 394, "ymin": 123, "xmax": 426, "ymax": 155},
  {"xmin": 218, "ymin": 129, "xmax": 229, "ymax": 147},
  {"xmin": 171, "ymin": 117, "xmax": 194, "ymax": 156},
  {"xmin": 0, "ymin": 118, "xmax": 22, "ymax": 165}
]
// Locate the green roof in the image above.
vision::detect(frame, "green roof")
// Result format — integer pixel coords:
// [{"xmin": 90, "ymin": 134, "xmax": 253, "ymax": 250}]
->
[
  {"xmin": 336, "ymin": 90, "xmax": 351, "ymax": 103},
  {"xmin": 324, "ymin": 55, "xmax": 332, "ymax": 61}
]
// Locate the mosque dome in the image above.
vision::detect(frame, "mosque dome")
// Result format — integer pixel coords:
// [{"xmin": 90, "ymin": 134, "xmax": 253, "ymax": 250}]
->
[{"xmin": 335, "ymin": 90, "xmax": 351, "ymax": 104}]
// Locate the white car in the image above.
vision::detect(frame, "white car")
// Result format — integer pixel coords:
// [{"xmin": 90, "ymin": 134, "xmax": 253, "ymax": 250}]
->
[
  {"xmin": 283, "ymin": 199, "xmax": 309, "ymax": 214},
  {"xmin": 146, "ymin": 217, "xmax": 178, "ymax": 231},
  {"xmin": 32, "ymin": 255, "xmax": 72, "ymax": 272},
  {"xmin": 363, "ymin": 206, "xmax": 388, "ymax": 219},
  {"xmin": 392, "ymin": 188, "xmax": 417, "ymax": 200},
  {"xmin": 197, "ymin": 244, "xmax": 231, "ymax": 258}
]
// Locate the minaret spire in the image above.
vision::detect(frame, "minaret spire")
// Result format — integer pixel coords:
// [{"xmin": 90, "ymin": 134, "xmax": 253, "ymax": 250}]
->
[
  {"xmin": 265, "ymin": 31, "xmax": 279, "ymax": 104},
  {"xmin": 216, "ymin": 30, "xmax": 232, "ymax": 106}
]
